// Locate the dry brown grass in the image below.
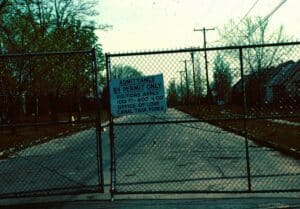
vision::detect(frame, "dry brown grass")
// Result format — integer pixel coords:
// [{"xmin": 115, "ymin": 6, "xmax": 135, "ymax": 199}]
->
[{"xmin": 178, "ymin": 105, "xmax": 300, "ymax": 152}]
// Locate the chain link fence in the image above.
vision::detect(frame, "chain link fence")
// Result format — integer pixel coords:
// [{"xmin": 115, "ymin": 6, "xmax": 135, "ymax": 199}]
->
[
  {"xmin": 0, "ymin": 49, "xmax": 103, "ymax": 198},
  {"xmin": 106, "ymin": 42, "xmax": 300, "ymax": 194}
]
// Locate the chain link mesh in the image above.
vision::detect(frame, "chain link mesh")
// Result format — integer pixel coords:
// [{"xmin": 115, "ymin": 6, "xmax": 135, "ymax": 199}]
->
[
  {"xmin": 0, "ymin": 51, "xmax": 103, "ymax": 197},
  {"xmin": 108, "ymin": 43, "xmax": 300, "ymax": 193}
]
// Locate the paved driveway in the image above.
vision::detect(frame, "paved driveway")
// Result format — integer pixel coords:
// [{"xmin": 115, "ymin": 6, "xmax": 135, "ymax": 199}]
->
[
  {"xmin": 112, "ymin": 108, "xmax": 300, "ymax": 193},
  {"xmin": 0, "ymin": 127, "xmax": 102, "ymax": 196},
  {"xmin": 0, "ymin": 108, "xmax": 299, "ymax": 198}
]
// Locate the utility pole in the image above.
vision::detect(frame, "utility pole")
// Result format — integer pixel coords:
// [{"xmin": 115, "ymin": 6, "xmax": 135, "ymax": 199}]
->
[
  {"xmin": 180, "ymin": 60, "xmax": 189, "ymax": 102},
  {"xmin": 190, "ymin": 51, "xmax": 196, "ymax": 95},
  {"xmin": 184, "ymin": 60, "xmax": 189, "ymax": 99},
  {"xmin": 177, "ymin": 71, "xmax": 185, "ymax": 102},
  {"xmin": 194, "ymin": 27, "xmax": 215, "ymax": 103}
]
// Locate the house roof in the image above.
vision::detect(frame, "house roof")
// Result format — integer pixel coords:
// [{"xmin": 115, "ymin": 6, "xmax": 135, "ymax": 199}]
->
[
  {"xmin": 232, "ymin": 60, "xmax": 296, "ymax": 93},
  {"xmin": 276, "ymin": 60, "xmax": 300, "ymax": 86},
  {"xmin": 232, "ymin": 75, "xmax": 250, "ymax": 93},
  {"xmin": 266, "ymin": 61, "xmax": 296, "ymax": 87}
]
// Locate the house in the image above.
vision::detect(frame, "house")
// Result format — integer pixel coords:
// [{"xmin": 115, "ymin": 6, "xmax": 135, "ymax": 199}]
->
[
  {"xmin": 271, "ymin": 60, "xmax": 300, "ymax": 104},
  {"xmin": 232, "ymin": 74, "xmax": 250, "ymax": 105},
  {"xmin": 265, "ymin": 61, "xmax": 296, "ymax": 103},
  {"xmin": 232, "ymin": 60, "xmax": 299, "ymax": 106}
]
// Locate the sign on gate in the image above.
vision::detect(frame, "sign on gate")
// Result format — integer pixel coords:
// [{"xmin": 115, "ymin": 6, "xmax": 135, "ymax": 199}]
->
[{"xmin": 110, "ymin": 74, "xmax": 167, "ymax": 116}]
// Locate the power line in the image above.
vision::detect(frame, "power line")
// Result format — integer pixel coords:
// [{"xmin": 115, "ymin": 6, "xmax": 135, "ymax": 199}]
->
[
  {"xmin": 219, "ymin": 0, "xmax": 260, "ymax": 45},
  {"xmin": 236, "ymin": 0, "xmax": 260, "ymax": 27},
  {"xmin": 262, "ymin": 0, "xmax": 287, "ymax": 24},
  {"xmin": 216, "ymin": 0, "xmax": 288, "ymax": 45},
  {"xmin": 245, "ymin": 0, "xmax": 288, "ymax": 38}
]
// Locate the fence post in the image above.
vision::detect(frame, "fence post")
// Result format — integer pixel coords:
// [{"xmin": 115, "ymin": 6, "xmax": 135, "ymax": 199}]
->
[
  {"xmin": 105, "ymin": 53, "xmax": 116, "ymax": 200},
  {"xmin": 92, "ymin": 48, "xmax": 104, "ymax": 192},
  {"xmin": 239, "ymin": 47, "xmax": 252, "ymax": 192}
]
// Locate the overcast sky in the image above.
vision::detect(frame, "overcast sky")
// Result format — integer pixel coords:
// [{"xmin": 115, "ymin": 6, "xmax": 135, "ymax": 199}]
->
[{"xmin": 96, "ymin": 0, "xmax": 300, "ymax": 53}]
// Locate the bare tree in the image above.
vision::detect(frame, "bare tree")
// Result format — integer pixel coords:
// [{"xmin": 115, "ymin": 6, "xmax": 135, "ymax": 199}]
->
[
  {"xmin": 218, "ymin": 16, "xmax": 289, "ymax": 73},
  {"xmin": 0, "ymin": 0, "xmax": 106, "ymax": 122}
]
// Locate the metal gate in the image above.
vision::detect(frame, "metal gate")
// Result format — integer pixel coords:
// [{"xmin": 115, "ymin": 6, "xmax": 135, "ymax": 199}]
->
[
  {"xmin": 106, "ymin": 42, "xmax": 300, "ymax": 195},
  {"xmin": 0, "ymin": 49, "xmax": 104, "ymax": 198}
]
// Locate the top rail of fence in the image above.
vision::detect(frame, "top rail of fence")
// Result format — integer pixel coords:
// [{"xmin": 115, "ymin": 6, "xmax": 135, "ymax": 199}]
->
[
  {"xmin": 107, "ymin": 41, "xmax": 300, "ymax": 57},
  {"xmin": 0, "ymin": 49, "xmax": 93, "ymax": 58}
]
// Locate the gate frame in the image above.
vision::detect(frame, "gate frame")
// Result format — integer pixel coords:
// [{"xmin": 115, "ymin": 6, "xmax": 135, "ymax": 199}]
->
[
  {"xmin": 106, "ymin": 41, "xmax": 300, "ymax": 196},
  {"xmin": 0, "ymin": 48, "xmax": 104, "ymax": 198}
]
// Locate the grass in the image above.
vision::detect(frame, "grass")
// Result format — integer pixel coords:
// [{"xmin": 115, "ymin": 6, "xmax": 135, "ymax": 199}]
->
[
  {"xmin": 0, "ymin": 111, "xmax": 109, "ymax": 159},
  {"xmin": 177, "ymin": 105, "xmax": 300, "ymax": 155}
]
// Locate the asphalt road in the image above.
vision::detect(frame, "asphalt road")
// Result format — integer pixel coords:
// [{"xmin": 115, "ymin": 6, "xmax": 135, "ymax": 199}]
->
[
  {"xmin": 0, "ymin": 108, "xmax": 299, "ymax": 199},
  {"xmin": 112, "ymin": 108, "xmax": 300, "ymax": 193},
  {"xmin": 0, "ymin": 127, "xmax": 102, "ymax": 196}
]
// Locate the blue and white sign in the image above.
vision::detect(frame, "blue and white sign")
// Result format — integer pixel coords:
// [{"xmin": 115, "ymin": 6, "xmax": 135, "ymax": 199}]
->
[{"xmin": 109, "ymin": 74, "xmax": 167, "ymax": 116}]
